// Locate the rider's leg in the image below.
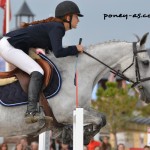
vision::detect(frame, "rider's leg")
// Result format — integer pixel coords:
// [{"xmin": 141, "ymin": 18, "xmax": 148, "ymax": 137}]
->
[
  {"xmin": 0, "ymin": 37, "xmax": 44, "ymax": 123},
  {"xmin": 25, "ymin": 71, "xmax": 43, "ymax": 123}
]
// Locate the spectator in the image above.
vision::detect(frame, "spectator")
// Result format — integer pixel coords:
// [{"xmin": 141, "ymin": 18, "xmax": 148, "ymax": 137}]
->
[
  {"xmin": 83, "ymin": 145, "xmax": 88, "ymax": 150},
  {"xmin": 0, "ymin": 142, "xmax": 8, "ymax": 150},
  {"xmin": 50, "ymin": 139, "xmax": 61, "ymax": 150},
  {"xmin": 15, "ymin": 142, "xmax": 23, "ymax": 150},
  {"xmin": 87, "ymin": 137, "xmax": 101, "ymax": 150},
  {"xmin": 144, "ymin": 145, "xmax": 150, "ymax": 150},
  {"xmin": 30, "ymin": 141, "xmax": 38, "ymax": 150},
  {"xmin": 117, "ymin": 144, "xmax": 125, "ymax": 150},
  {"xmin": 60, "ymin": 143, "xmax": 69, "ymax": 150},
  {"xmin": 19, "ymin": 137, "xmax": 30, "ymax": 150},
  {"xmin": 100, "ymin": 136, "xmax": 111, "ymax": 150}
]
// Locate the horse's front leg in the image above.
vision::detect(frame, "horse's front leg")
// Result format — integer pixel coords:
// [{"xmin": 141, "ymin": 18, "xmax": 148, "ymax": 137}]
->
[
  {"xmin": 58, "ymin": 107, "xmax": 106, "ymax": 145},
  {"xmin": 59, "ymin": 106, "xmax": 106, "ymax": 126}
]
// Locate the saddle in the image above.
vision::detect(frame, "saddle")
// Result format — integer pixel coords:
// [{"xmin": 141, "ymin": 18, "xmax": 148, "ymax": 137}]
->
[{"xmin": 0, "ymin": 58, "xmax": 52, "ymax": 91}]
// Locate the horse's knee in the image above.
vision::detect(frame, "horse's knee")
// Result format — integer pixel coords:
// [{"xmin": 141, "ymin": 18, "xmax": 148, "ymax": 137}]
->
[
  {"xmin": 84, "ymin": 107, "xmax": 106, "ymax": 127},
  {"xmin": 100, "ymin": 113, "xmax": 106, "ymax": 127},
  {"xmin": 83, "ymin": 109, "xmax": 101, "ymax": 124},
  {"xmin": 94, "ymin": 113, "xmax": 106, "ymax": 127}
]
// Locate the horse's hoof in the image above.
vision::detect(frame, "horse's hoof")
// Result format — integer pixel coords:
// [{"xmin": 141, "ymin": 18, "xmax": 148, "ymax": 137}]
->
[
  {"xmin": 25, "ymin": 115, "xmax": 42, "ymax": 124},
  {"xmin": 61, "ymin": 126, "xmax": 73, "ymax": 145},
  {"xmin": 29, "ymin": 116, "xmax": 53, "ymax": 136},
  {"xmin": 25, "ymin": 115, "xmax": 53, "ymax": 124}
]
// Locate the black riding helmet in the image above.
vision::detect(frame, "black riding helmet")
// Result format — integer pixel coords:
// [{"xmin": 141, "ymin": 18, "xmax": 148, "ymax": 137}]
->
[
  {"xmin": 55, "ymin": 1, "xmax": 83, "ymax": 17},
  {"xmin": 55, "ymin": 1, "xmax": 83, "ymax": 29}
]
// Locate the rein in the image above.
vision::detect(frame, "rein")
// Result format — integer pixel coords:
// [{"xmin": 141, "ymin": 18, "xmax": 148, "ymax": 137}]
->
[{"xmin": 83, "ymin": 42, "xmax": 150, "ymax": 88}]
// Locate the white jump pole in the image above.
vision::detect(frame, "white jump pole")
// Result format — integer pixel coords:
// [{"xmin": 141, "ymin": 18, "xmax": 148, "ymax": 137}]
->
[
  {"xmin": 39, "ymin": 131, "xmax": 50, "ymax": 150},
  {"xmin": 39, "ymin": 132, "xmax": 46, "ymax": 150},
  {"xmin": 147, "ymin": 127, "xmax": 150, "ymax": 146},
  {"xmin": 73, "ymin": 108, "xmax": 83, "ymax": 150},
  {"xmin": 73, "ymin": 38, "xmax": 84, "ymax": 150}
]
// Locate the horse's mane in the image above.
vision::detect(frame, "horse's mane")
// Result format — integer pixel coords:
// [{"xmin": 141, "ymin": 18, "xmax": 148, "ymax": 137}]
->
[
  {"xmin": 86, "ymin": 40, "xmax": 131, "ymax": 51},
  {"xmin": 86, "ymin": 33, "xmax": 140, "ymax": 51},
  {"xmin": 85, "ymin": 38, "xmax": 148, "ymax": 61}
]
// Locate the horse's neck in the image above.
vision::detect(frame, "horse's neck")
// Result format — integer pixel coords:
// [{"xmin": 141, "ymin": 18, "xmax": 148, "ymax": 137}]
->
[
  {"xmin": 79, "ymin": 42, "xmax": 133, "ymax": 85},
  {"xmin": 47, "ymin": 41, "xmax": 133, "ymax": 92}
]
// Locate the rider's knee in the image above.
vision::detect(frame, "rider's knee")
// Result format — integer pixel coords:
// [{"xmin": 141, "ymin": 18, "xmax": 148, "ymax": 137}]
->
[
  {"xmin": 38, "ymin": 68, "xmax": 44, "ymax": 75},
  {"xmin": 31, "ymin": 68, "xmax": 44, "ymax": 76}
]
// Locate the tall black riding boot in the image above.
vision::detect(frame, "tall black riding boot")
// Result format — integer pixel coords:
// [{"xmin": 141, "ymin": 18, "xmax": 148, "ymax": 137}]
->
[{"xmin": 25, "ymin": 71, "xmax": 44, "ymax": 124}]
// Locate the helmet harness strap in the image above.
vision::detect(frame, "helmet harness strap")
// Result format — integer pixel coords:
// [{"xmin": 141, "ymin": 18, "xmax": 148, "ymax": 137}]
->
[
  {"xmin": 69, "ymin": 14, "xmax": 73, "ymax": 29},
  {"xmin": 62, "ymin": 14, "xmax": 73, "ymax": 29}
]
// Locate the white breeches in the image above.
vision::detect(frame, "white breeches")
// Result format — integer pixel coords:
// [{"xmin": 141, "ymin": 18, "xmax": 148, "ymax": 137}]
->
[{"xmin": 0, "ymin": 37, "xmax": 44, "ymax": 75}]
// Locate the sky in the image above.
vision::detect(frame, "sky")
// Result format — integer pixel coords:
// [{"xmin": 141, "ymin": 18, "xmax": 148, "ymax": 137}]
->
[{"xmin": 1, "ymin": 0, "xmax": 150, "ymax": 46}]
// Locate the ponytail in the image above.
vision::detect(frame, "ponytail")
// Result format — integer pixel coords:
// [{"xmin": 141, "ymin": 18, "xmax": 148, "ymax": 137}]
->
[{"xmin": 20, "ymin": 17, "xmax": 63, "ymax": 28}]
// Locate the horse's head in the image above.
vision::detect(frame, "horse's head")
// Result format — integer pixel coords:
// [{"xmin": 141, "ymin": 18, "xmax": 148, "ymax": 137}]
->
[{"xmin": 122, "ymin": 32, "xmax": 150, "ymax": 103}]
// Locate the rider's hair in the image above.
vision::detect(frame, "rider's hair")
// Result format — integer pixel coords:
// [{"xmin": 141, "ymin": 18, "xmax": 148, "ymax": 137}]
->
[{"xmin": 20, "ymin": 17, "xmax": 64, "ymax": 28}]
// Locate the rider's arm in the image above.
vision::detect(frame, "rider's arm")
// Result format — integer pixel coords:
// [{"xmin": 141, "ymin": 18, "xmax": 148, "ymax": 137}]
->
[
  {"xmin": 35, "ymin": 48, "xmax": 46, "ymax": 55},
  {"xmin": 48, "ymin": 24, "xmax": 79, "ymax": 58}
]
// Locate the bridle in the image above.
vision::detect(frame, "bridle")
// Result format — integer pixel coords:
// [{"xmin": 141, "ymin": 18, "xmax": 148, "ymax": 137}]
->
[
  {"xmin": 83, "ymin": 42, "xmax": 150, "ymax": 88},
  {"xmin": 127, "ymin": 42, "xmax": 150, "ymax": 87}
]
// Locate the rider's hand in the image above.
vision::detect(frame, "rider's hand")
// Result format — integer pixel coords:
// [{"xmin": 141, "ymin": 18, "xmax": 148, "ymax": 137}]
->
[
  {"xmin": 36, "ymin": 48, "xmax": 46, "ymax": 55},
  {"xmin": 76, "ymin": 45, "xmax": 84, "ymax": 53}
]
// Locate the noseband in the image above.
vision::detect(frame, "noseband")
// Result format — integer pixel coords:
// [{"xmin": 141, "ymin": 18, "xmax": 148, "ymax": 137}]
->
[{"xmin": 83, "ymin": 42, "xmax": 150, "ymax": 88}]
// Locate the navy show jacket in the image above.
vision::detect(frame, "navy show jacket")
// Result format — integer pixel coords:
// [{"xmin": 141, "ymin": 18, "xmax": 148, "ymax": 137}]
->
[{"xmin": 5, "ymin": 21, "xmax": 78, "ymax": 57}]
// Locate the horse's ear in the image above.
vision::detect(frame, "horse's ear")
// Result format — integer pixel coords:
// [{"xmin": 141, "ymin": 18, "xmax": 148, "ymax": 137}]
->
[
  {"xmin": 133, "ymin": 34, "xmax": 140, "ymax": 42},
  {"xmin": 140, "ymin": 32, "xmax": 149, "ymax": 46}
]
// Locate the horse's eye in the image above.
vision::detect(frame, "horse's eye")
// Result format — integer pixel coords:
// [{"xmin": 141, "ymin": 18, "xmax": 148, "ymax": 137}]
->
[{"xmin": 142, "ymin": 60, "xmax": 149, "ymax": 66}]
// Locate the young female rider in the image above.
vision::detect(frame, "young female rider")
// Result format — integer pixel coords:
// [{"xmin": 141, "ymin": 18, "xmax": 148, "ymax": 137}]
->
[{"xmin": 0, "ymin": 1, "xmax": 84, "ymax": 124}]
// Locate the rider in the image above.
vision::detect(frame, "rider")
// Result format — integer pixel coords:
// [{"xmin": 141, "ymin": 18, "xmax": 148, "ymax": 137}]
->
[{"xmin": 0, "ymin": 1, "xmax": 84, "ymax": 124}]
